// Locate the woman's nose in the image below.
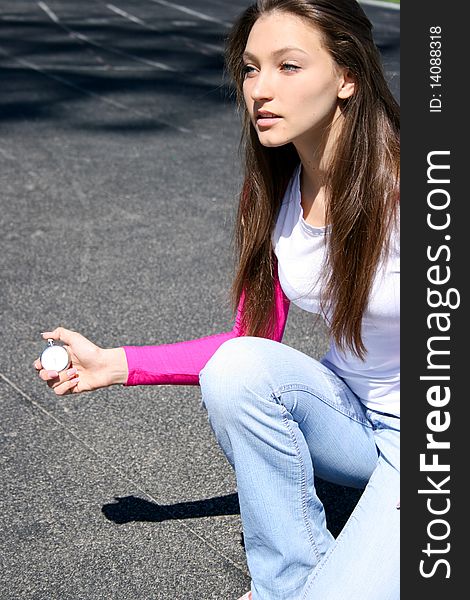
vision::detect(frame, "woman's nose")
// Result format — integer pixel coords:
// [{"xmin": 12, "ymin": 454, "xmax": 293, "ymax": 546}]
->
[{"xmin": 250, "ymin": 71, "xmax": 274, "ymax": 102}]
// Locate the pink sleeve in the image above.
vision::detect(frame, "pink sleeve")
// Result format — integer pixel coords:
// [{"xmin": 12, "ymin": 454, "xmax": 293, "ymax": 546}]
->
[{"xmin": 123, "ymin": 273, "xmax": 290, "ymax": 386}]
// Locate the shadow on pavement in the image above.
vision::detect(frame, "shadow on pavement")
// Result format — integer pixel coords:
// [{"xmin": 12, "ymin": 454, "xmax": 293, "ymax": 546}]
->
[
  {"xmin": 0, "ymin": 15, "xmax": 233, "ymax": 131},
  {"xmin": 102, "ymin": 492, "xmax": 241, "ymax": 524},
  {"xmin": 0, "ymin": 3, "xmax": 399, "ymax": 130},
  {"xmin": 102, "ymin": 478, "xmax": 362, "ymax": 540}
]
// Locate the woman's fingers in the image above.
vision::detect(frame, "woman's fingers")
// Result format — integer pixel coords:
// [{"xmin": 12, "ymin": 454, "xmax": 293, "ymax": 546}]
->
[
  {"xmin": 39, "ymin": 369, "xmax": 59, "ymax": 381},
  {"xmin": 51, "ymin": 376, "xmax": 80, "ymax": 396},
  {"xmin": 36, "ymin": 363, "xmax": 77, "ymax": 388},
  {"xmin": 46, "ymin": 368, "xmax": 80, "ymax": 395},
  {"xmin": 41, "ymin": 326, "xmax": 75, "ymax": 345}
]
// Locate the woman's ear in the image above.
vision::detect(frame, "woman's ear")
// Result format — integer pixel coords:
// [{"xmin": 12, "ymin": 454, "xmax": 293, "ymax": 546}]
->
[{"xmin": 338, "ymin": 69, "xmax": 355, "ymax": 99}]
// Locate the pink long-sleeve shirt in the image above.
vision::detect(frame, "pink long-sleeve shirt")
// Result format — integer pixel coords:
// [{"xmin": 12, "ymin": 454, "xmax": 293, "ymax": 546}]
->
[{"xmin": 123, "ymin": 272, "xmax": 291, "ymax": 386}]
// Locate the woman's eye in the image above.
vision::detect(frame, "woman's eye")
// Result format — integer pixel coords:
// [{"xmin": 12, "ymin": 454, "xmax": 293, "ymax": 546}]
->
[
  {"xmin": 242, "ymin": 65, "xmax": 257, "ymax": 77},
  {"xmin": 281, "ymin": 63, "xmax": 300, "ymax": 72}
]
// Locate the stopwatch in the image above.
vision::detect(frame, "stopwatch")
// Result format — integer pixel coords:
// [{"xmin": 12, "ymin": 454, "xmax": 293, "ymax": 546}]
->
[{"xmin": 40, "ymin": 339, "xmax": 71, "ymax": 372}]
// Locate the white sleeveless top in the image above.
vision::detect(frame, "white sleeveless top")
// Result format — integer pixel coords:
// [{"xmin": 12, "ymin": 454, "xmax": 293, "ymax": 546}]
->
[{"xmin": 272, "ymin": 165, "xmax": 400, "ymax": 417}]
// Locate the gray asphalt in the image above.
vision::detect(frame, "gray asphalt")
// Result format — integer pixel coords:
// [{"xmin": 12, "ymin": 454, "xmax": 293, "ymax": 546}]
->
[{"xmin": 0, "ymin": 1, "xmax": 399, "ymax": 598}]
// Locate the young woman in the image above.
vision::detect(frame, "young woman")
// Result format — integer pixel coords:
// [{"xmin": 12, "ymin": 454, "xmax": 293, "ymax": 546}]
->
[{"xmin": 35, "ymin": 1, "xmax": 400, "ymax": 598}]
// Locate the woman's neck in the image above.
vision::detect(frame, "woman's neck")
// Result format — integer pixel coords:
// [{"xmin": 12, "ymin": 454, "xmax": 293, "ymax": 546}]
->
[
  {"xmin": 294, "ymin": 106, "xmax": 344, "ymax": 228},
  {"xmin": 299, "ymin": 167, "xmax": 327, "ymax": 228},
  {"xmin": 296, "ymin": 144, "xmax": 330, "ymax": 228}
]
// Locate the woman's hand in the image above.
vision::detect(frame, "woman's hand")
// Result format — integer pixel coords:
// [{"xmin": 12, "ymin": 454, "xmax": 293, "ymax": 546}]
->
[{"xmin": 33, "ymin": 327, "xmax": 128, "ymax": 396}]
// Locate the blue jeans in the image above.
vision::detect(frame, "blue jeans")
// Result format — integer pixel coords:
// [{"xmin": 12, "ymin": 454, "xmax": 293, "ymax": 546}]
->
[{"xmin": 199, "ymin": 337, "xmax": 399, "ymax": 600}]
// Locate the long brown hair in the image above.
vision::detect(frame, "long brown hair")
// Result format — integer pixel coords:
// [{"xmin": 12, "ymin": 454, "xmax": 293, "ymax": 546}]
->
[{"xmin": 226, "ymin": 0, "xmax": 400, "ymax": 359}]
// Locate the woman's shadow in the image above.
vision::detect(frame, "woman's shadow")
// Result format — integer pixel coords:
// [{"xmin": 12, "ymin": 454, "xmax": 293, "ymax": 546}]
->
[
  {"xmin": 102, "ymin": 479, "xmax": 362, "ymax": 544},
  {"xmin": 102, "ymin": 492, "xmax": 240, "ymax": 525}
]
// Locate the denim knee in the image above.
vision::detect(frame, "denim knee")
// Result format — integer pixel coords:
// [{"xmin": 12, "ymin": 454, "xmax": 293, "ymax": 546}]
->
[{"xmin": 199, "ymin": 336, "xmax": 274, "ymax": 422}]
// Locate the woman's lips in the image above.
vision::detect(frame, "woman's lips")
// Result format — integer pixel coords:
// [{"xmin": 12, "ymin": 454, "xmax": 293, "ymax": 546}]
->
[{"xmin": 256, "ymin": 112, "xmax": 282, "ymax": 128}]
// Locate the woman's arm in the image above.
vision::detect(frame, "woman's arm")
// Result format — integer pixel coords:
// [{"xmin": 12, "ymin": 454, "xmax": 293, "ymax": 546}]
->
[
  {"xmin": 123, "ymin": 272, "xmax": 291, "ymax": 386},
  {"xmin": 35, "ymin": 271, "xmax": 290, "ymax": 394}
]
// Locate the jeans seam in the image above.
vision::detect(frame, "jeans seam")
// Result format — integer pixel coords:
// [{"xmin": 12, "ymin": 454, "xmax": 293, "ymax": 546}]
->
[
  {"xmin": 276, "ymin": 399, "xmax": 321, "ymax": 564},
  {"xmin": 299, "ymin": 463, "xmax": 381, "ymax": 600}
]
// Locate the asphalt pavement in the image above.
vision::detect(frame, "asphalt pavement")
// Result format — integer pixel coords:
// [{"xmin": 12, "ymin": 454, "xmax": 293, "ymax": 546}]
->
[{"xmin": 0, "ymin": 1, "xmax": 399, "ymax": 598}]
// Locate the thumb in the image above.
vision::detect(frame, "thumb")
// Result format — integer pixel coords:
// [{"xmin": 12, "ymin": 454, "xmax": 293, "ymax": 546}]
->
[{"xmin": 41, "ymin": 327, "xmax": 76, "ymax": 345}]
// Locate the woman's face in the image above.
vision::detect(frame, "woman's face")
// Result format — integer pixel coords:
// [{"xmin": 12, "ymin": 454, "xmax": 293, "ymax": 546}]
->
[{"xmin": 242, "ymin": 11, "xmax": 354, "ymax": 149}]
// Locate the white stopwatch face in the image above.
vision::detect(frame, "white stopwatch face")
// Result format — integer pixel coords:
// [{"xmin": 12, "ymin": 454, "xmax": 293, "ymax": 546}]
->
[{"xmin": 41, "ymin": 339, "xmax": 70, "ymax": 372}]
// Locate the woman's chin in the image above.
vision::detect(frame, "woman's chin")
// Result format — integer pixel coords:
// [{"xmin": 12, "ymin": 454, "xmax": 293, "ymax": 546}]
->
[{"xmin": 257, "ymin": 135, "xmax": 291, "ymax": 148}]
